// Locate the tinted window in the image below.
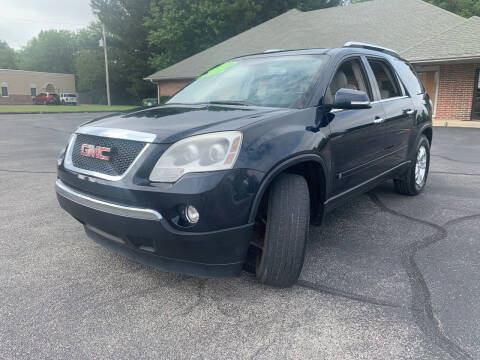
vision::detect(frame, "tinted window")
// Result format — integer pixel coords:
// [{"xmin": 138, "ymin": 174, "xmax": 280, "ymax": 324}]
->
[
  {"xmin": 391, "ymin": 59, "xmax": 424, "ymax": 95},
  {"xmin": 368, "ymin": 59, "xmax": 402, "ymax": 99},
  {"xmin": 329, "ymin": 58, "xmax": 371, "ymax": 100},
  {"xmin": 1, "ymin": 86, "xmax": 8, "ymax": 97},
  {"xmin": 169, "ymin": 55, "xmax": 327, "ymax": 108},
  {"xmin": 31, "ymin": 88, "xmax": 36, "ymax": 97}
]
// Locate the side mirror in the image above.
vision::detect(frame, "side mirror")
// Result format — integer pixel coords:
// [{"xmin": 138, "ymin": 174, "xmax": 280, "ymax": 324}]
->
[{"xmin": 332, "ymin": 88, "xmax": 371, "ymax": 110}]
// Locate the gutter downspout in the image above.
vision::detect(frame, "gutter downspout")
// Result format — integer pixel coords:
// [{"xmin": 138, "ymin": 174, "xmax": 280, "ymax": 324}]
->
[{"xmin": 148, "ymin": 79, "xmax": 159, "ymax": 104}]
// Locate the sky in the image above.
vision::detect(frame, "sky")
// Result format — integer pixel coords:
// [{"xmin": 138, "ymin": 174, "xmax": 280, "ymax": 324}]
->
[{"xmin": 0, "ymin": 0, "xmax": 96, "ymax": 49}]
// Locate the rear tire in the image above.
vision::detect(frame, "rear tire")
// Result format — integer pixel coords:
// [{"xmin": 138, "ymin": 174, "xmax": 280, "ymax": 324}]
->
[
  {"xmin": 256, "ymin": 173, "xmax": 310, "ymax": 287},
  {"xmin": 394, "ymin": 135, "xmax": 430, "ymax": 196}
]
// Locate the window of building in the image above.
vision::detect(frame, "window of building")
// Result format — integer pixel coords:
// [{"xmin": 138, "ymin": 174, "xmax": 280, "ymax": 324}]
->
[
  {"xmin": 473, "ymin": 69, "xmax": 480, "ymax": 120},
  {"xmin": 1, "ymin": 83, "xmax": 8, "ymax": 97},
  {"xmin": 368, "ymin": 59, "xmax": 402, "ymax": 100},
  {"xmin": 30, "ymin": 84, "xmax": 37, "ymax": 97}
]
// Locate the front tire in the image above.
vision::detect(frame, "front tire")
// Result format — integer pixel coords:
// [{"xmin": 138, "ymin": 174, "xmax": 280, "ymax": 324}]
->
[
  {"xmin": 256, "ymin": 173, "xmax": 310, "ymax": 287},
  {"xmin": 394, "ymin": 135, "xmax": 430, "ymax": 195}
]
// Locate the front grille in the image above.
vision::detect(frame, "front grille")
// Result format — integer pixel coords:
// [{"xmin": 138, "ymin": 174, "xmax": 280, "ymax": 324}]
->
[{"xmin": 70, "ymin": 134, "xmax": 146, "ymax": 177}]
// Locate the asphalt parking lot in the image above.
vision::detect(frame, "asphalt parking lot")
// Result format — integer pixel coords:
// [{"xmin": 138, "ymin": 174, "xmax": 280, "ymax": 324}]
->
[{"xmin": 1, "ymin": 113, "xmax": 479, "ymax": 360}]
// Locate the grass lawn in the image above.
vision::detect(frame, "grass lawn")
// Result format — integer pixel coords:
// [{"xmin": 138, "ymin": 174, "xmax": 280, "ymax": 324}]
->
[{"xmin": 0, "ymin": 104, "xmax": 139, "ymax": 113}]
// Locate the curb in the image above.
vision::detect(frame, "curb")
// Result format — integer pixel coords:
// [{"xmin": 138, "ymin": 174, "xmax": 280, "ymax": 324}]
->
[{"xmin": 433, "ymin": 120, "xmax": 480, "ymax": 128}]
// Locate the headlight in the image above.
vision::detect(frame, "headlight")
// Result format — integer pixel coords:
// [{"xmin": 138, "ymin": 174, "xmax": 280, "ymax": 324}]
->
[
  {"xmin": 58, "ymin": 134, "xmax": 73, "ymax": 166},
  {"xmin": 149, "ymin": 131, "xmax": 243, "ymax": 182},
  {"xmin": 57, "ymin": 147, "xmax": 66, "ymax": 166}
]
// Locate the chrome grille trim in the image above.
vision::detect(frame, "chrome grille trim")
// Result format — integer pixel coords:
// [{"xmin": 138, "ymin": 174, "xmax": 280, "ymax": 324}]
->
[
  {"xmin": 76, "ymin": 126, "xmax": 157, "ymax": 143},
  {"xmin": 56, "ymin": 179, "xmax": 162, "ymax": 220},
  {"xmin": 63, "ymin": 133, "xmax": 150, "ymax": 181}
]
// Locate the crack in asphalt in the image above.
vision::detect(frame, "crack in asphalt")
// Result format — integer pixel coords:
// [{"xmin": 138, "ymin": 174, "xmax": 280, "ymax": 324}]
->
[
  {"xmin": 430, "ymin": 171, "xmax": 480, "ymax": 177},
  {"xmin": 296, "ymin": 279, "xmax": 403, "ymax": 309},
  {"xmin": 243, "ymin": 264, "xmax": 403, "ymax": 309},
  {"xmin": 29, "ymin": 124, "xmax": 73, "ymax": 134},
  {"xmin": 431, "ymin": 154, "xmax": 480, "ymax": 164},
  {"xmin": 0, "ymin": 168, "xmax": 55, "ymax": 174},
  {"xmin": 178, "ymin": 279, "xmax": 208, "ymax": 316},
  {"xmin": 368, "ymin": 192, "xmax": 476, "ymax": 360}
]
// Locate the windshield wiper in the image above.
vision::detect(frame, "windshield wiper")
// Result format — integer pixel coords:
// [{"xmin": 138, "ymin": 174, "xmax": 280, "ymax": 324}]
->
[{"xmin": 206, "ymin": 100, "xmax": 255, "ymax": 106}]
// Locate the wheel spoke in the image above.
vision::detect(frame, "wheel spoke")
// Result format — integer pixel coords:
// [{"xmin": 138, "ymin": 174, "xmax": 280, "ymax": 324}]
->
[{"xmin": 414, "ymin": 145, "xmax": 428, "ymax": 186}]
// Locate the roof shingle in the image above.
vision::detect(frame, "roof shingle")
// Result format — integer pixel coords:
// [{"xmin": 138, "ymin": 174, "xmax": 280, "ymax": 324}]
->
[
  {"xmin": 402, "ymin": 16, "xmax": 480, "ymax": 62},
  {"xmin": 146, "ymin": 0, "xmax": 470, "ymax": 80}
]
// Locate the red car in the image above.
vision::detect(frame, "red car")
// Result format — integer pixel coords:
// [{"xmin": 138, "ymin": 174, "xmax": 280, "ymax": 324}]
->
[{"xmin": 33, "ymin": 93, "xmax": 60, "ymax": 105}]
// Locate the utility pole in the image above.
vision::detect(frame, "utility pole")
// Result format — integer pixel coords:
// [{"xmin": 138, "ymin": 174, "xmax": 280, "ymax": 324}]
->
[{"xmin": 101, "ymin": 23, "xmax": 111, "ymax": 106}]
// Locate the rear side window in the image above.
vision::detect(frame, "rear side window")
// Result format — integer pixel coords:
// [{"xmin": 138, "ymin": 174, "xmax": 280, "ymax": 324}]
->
[
  {"xmin": 391, "ymin": 59, "xmax": 425, "ymax": 95},
  {"xmin": 368, "ymin": 59, "xmax": 402, "ymax": 99}
]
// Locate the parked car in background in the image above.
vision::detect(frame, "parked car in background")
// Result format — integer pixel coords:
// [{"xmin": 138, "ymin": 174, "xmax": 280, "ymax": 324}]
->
[
  {"xmin": 142, "ymin": 98, "xmax": 158, "ymax": 106},
  {"xmin": 33, "ymin": 93, "xmax": 60, "ymax": 105},
  {"xmin": 60, "ymin": 93, "xmax": 78, "ymax": 105}
]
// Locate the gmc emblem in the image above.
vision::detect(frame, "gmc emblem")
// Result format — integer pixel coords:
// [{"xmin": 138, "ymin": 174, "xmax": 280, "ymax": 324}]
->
[{"xmin": 80, "ymin": 144, "xmax": 111, "ymax": 161}]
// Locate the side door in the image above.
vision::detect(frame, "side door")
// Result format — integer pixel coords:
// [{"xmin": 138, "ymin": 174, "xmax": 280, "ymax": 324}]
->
[
  {"xmin": 327, "ymin": 57, "xmax": 387, "ymax": 195},
  {"xmin": 365, "ymin": 57, "xmax": 415, "ymax": 168}
]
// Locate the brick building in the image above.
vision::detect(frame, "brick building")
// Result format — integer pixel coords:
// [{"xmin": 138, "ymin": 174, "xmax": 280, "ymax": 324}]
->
[
  {"xmin": 145, "ymin": 0, "xmax": 480, "ymax": 121},
  {"xmin": 0, "ymin": 69, "xmax": 75, "ymax": 105}
]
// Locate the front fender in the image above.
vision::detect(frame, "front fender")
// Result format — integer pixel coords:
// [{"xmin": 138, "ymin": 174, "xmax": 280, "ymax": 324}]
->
[{"xmin": 247, "ymin": 153, "xmax": 329, "ymax": 223}]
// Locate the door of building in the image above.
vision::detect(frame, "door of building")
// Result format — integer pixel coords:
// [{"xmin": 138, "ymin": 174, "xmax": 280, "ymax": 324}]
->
[
  {"xmin": 473, "ymin": 69, "xmax": 480, "ymax": 120},
  {"xmin": 418, "ymin": 71, "xmax": 438, "ymax": 116}
]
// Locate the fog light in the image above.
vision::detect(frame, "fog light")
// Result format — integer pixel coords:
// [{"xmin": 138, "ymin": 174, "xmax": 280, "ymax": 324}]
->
[{"xmin": 185, "ymin": 205, "xmax": 199, "ymax": 224}]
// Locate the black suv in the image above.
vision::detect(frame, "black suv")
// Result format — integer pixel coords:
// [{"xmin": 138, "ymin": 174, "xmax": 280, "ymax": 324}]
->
[{"xmin": 56, "ymin": 43, "xmax": 432, "ymax": 287}]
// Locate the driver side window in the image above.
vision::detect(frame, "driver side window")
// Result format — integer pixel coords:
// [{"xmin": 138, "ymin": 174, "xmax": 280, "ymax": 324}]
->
[{"xmin": 329, "ymin": 58, "xmax": 371, "ymax": 100}]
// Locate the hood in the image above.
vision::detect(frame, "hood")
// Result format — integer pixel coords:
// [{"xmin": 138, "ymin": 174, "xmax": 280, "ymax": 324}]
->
[{"xmin": 82, "ymin": 104, "xmax": 294, "ymax": 143}]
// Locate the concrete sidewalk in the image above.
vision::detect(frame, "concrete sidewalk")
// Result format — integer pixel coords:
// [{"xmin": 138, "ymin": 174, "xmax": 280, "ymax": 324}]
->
[{"xmin": 433, "ymin": 119, "xmax": 480, "ymax": 128}]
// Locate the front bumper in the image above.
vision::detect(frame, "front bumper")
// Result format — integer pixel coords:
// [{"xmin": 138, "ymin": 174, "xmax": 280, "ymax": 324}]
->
[{"xmin": 56, "ymin": 179, "xmax": 254, "ymax": 277}]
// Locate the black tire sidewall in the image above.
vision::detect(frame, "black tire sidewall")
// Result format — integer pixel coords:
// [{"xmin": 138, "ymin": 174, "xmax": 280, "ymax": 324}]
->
[
  {"xmin": 413, "ymin": 135, "xmax": 430, "ymax": 193},
  {"xmin": 256, "ymin": 173, "xmax": 310, "ymax": 287}
]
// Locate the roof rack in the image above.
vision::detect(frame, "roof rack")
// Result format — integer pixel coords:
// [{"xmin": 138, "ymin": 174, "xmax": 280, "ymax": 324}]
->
[
  {"xmin": 343, "ymin": 42, "xmax": 400, "ymax": 58},
  {"xmin": 264, "ymin": 49, "xmax": 284, "ymax": 53}
]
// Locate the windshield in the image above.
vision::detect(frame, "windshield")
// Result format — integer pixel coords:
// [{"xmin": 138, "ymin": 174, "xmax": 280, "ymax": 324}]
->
[{"xmin": 168, "ymin": 55, "xmax": 327, "ymax": 108}]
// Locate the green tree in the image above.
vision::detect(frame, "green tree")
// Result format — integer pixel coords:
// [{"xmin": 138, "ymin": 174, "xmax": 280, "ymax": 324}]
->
[
  {"xmin": 90, "ymin": 0, "xmax": 156, "ymax": 103},
  {"xmin": 145, "ymin": 0, "xmax": 342, "ymax": 71},
  {"xmin": 424, "ymin": 0, "xmax": 480, "ymax": 17},
  {"xmin": 17, "ymin": 30, "xmax": 76, "ymax": 73},
  {"xmin": 73, "ymin": 26, "xmax": 107, "ymax": 104},
  {"xmin": 0, "ymin": 40, "xmax": 17, "ymax": 69}
]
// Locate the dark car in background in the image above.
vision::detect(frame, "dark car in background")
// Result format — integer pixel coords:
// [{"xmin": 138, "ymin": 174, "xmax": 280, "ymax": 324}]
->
[
  {"xmin": 56, "ymin": 42, "xmax": 432, "ymax": 287},
  {"xmin": 34, "ymin": 92, "xmax": 60, "ymax": 105}
]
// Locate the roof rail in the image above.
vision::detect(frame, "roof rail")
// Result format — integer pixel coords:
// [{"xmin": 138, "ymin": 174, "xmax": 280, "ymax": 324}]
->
[
  {"xmin": 264, "ymin": 49, "xmax": 284, "ymax": 53},
  {"xmin": 343, "ymin": 42, "xmax": 400, "ymax": 58}
]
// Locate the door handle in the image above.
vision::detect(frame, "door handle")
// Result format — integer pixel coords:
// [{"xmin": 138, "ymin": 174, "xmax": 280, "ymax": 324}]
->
[
  {"xmin": 373, "ymin": 117, "xmax": 385, "ymax": 124},
  {"xmin": 405, "ymin": 109, "xmax": 415, "ymax": 115}
]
